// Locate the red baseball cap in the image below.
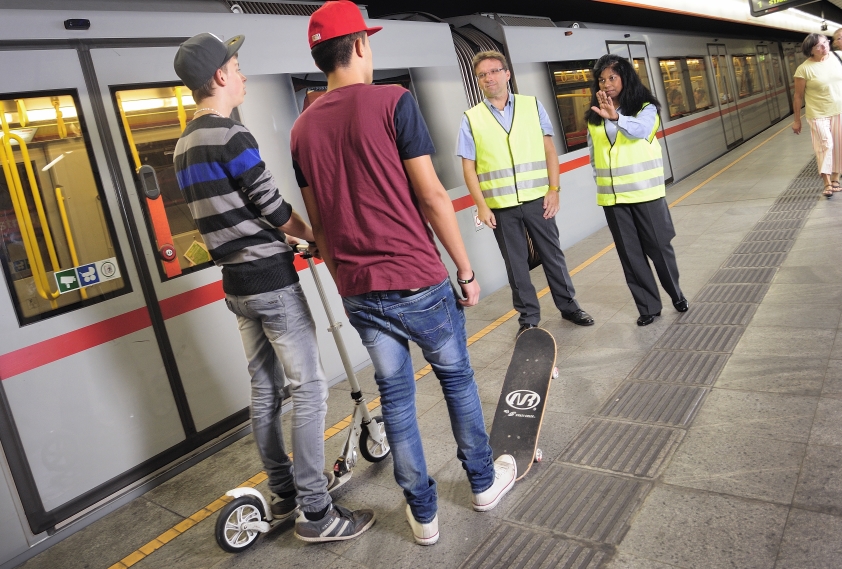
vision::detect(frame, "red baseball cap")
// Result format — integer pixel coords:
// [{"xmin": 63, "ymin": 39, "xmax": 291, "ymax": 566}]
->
[{"xmin": 308, "ymin": 1, "xmax": 382, "ymax": 49}]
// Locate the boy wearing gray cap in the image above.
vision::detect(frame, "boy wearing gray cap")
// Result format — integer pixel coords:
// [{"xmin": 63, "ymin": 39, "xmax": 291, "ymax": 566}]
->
[{"xmin": 172, "ymin": 32, "xmax": 374, "ymax": 542}]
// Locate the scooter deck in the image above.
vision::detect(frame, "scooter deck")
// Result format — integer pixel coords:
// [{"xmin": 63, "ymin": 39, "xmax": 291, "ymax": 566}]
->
[{"xmin": 488, "ymin": 327, "xmax": 556, "ymax": 480}]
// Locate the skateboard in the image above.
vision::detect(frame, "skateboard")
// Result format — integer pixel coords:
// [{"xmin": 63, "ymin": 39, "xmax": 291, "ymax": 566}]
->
[{"xmin": 488, "ymin": 327, "xmax": 557, "ymax": 480}]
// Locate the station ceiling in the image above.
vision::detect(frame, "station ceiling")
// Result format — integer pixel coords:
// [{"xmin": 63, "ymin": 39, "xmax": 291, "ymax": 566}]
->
[{"xmin": 364, "ymin": 0, "xmax": 842, "ymax": 41}]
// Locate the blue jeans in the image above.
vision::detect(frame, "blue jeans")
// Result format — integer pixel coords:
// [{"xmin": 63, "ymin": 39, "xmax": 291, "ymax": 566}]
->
[
  {"xmin": 225, "ymin": 283, "xmax": 331, "ymax": 514},
  {"xmin": 343, "ymin": 277, "xmax": 494, "ymax": 523}
]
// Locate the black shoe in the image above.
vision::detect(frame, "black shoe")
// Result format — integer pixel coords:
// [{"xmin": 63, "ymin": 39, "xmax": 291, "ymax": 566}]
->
[
  {"xmin": 637, "ymin": 312, "xmax": 661, "ymax": 326},
  {"xmin": 673, "ymin": 298, "xmax": 689, "ymax": 312},
  {"xmin": 562, "ymin": 309, "xmax": 595, "ymax": 326},
  {"xmin": 517, "ymin": 323, "xmax": 536, "ymax": 338}
]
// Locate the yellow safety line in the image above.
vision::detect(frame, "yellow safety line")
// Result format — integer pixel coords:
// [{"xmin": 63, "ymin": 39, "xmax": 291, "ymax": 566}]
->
[{"xmin": 107, "ymin": 120, "xmax": 792, "ymax": 569}]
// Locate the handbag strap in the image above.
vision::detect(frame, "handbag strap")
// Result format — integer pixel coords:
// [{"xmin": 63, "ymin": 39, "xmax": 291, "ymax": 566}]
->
[{"xmin": 834, "ymin": 50, "xmax": 842, "ymax": 66}]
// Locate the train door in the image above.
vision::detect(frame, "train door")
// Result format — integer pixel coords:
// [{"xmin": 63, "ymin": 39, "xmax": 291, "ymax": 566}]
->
[
  {"xmin": 606, "ymin": 41, "xmax": 673, "ymax": 183},
  {"xmin": 757, "ymin": 45, "xmax": 781, "ymax": 123},
  {"xmin": 87, "ymin": 46, "xmax": 252, "ymax": 435},
  {"xmin": 707, "ymin": 44, "xmax": 743, "ymax": 148},
  {"xmin": 0, "ymin": 48, "xmax": 188, "ymax": 536}
]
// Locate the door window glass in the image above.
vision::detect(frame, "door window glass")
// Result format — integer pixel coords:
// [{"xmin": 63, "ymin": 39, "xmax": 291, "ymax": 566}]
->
[
  {"xmin": 732, "ymin": 55, "xmax": 763, "ymax": 98},
  {"xmin": 113, "ymin": 85, "xmax": 211, "ymax": 280},
  {"xmin": 686, "ymin": 58, "xmax": 713, "ymax": 111},
  {"xmin": 547, "ymin": 60, "xmax": 595, "ymax": 152},
  {"xmin": 632, "ymin": 58, "xmax": 652, "ymax": 92},
  {"xmin": 0, "ymin": 92, "xmax": 129, "ymax": 325},
  {"xmin": 712, "ymin": 55, "xmax": 735, "ymax": 104}
]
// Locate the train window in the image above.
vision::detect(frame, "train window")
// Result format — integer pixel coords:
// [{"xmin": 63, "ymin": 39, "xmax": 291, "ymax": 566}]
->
[
  {"xmin": 771, "ymin": 54, "xmax": 785, "ymax": 88},
  {"xmin": 0, "ymin": 92, "xmax": 129, "ymax": 326},
  {"xmin": 711, "ymin": 55, "xmax": 735, "ymax": 104},
  {"xmin": 686, "ymin": 58, "xmax": 713, "ymax": 111},
  {"xmin": 113, "ymin": 85, "xmax": 212, "ymax": 281},
  {"xmin": 659, "ymin": 58, "xmax": 714, "ymax": 119},
  {"xmin": 659, "ymin": 59, "xmax": 689, "ymax": 118},
  {"xmin": 732, "ymin": 55, "xmax": 763, "ymax": 99},
  {"xmin": 547, "ymin": 60, "xmax": 596, "ymax": 152}
]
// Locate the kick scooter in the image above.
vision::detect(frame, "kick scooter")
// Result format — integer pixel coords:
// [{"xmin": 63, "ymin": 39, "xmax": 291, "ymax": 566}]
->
[{"xmin": 214, "ymin": 243, "xmax": 390, "ymax": 553}]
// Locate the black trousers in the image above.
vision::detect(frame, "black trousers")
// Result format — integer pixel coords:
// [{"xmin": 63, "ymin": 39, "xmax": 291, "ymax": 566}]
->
[
  {"xmin": 603, "ymin": 197, "xmax": 683, "ymax": 316},
  {"xmin": 492, "ymin": 197, "xmax": 579, "ymax": 326}
]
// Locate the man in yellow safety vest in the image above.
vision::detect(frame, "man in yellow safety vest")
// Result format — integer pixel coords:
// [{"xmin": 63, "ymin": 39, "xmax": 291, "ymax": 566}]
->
[{"xmin": 458, "ymin": 50, "xmax": 593, "ymax": 336}]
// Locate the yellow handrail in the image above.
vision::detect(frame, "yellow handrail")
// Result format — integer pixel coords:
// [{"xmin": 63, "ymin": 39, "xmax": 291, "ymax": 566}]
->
[
  {"xmin": 116, "ymin": 95, "xmax": 142, "ymax": 171},
  {"xmin": 51, "ymin": 98, "xmax": 67, "ymax": 139},
  {"xmin": 174, "ymin": 86, "xmax": 187, "ymax": 133},
  {"xmin": 15, "ymin": 100, "xmax": 27, "ymax": 127},
  {"xmin": 0, "ymin": 129, "xmax": 59, "ymax": 306},
  {"xmin": 55, "ymin": 186, "xmax": 87, "ymax": 300}
]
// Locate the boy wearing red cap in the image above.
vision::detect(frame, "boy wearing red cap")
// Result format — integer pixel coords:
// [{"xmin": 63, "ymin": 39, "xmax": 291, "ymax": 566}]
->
[
  {"xmin": 172, "ymin": 32, "xmax": 374, "ymax": 543},
  {"xmin": 291, "ymin": 1, "xmax": 516, "ymax": 546}
]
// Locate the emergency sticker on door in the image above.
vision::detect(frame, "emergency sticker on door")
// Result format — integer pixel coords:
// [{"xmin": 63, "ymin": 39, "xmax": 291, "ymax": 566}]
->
[{"xmin": 54, "ymin": 257, "xmax": 121, "ymax": 294}]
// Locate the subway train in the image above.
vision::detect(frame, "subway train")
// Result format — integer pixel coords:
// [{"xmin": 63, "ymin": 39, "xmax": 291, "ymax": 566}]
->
[{"xmin": 0, "ymin": 2, "xmax": 806, "ymax": 566}]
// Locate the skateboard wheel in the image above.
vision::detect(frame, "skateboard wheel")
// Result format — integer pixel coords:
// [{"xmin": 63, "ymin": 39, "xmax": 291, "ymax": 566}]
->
[{"xmin": 535, "ymin": 448, "xmax": 543, "ymax": 462}]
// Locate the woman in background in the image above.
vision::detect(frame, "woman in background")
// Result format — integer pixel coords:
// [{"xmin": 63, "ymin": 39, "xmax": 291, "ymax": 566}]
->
[
  {"xmin": 792, "ymin": 33, "xmax": 842, "ymax": 198},
  {"xmin": 586, "ymin": 54, "xmax": 687, "ymax": 326}
]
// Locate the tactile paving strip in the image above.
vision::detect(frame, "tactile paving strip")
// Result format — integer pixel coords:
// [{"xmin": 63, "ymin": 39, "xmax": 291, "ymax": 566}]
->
[
  {"xmin": 629, "ymin": 350, "xmax": 729, "ymax": 385},
  {"xmin": 761, "ymin": 210, "xmax": 811, "ymax": 221},
  {"xmin": 654, "ymin": 325, "xmax": 744, "ymax": 352},
  {"xmin": 694, "ymin": 283, "xmax": 770, "ymax": 303},
  {"xmin": 508, "ymin": 465, "xmax": 650, "ymax": 544},
  {"xmin": 742, "ymin": 228, "xmax": 799, "ymax": 241},
  {"xmin": 599, "ymin": 383, "xmax": 708, "ymax": 426},
  {"xmin": 733, "ymin": 240, "xmax": 792, "ymax": 254},
  {"xmin": 560, "ymin": 419, "xmax": 682, "ymax": 478},
  {"xmin": 769, "ymin": 200, "xmax": 816, "ymax": 212},
  {"xmin": 752, "ymin": 219, "xmax": 804, "ymax": 231},
  {"xmin": 675, "ymin": 303, "xmax": 756, "ymax": 325},
  {"xmin": 723, "ymin": 252, "xmax": 788, "ymax": 267},
  {"xmin": 710, "ymin": 267, "xmax": 777, "ymax": 283},
  {"xmin": 459, "ymin": 523, "xmax": 605, "ymax": 569}
]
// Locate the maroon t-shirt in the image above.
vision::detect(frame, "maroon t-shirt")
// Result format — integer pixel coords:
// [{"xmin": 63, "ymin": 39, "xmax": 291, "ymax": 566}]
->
[{"xmin": 290, "ymin": 83, "xmax": 448, "ymax": 297}]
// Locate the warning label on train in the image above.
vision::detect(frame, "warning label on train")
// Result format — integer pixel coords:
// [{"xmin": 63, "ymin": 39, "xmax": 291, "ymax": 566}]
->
[{"xmin": 54, "ymin": 257, "xmax": 121, "ymax": 294}]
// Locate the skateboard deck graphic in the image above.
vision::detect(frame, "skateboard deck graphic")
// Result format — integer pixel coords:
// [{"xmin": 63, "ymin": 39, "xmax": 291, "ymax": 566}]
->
[{"xmin": 489, "ymin": 327, "xmax": 557, "ymax": 480}]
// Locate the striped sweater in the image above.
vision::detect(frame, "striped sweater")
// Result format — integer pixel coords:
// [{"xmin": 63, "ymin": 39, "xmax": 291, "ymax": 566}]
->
[{"xmin": 173, "ymin": 114, "xmax": 297, "ymax": 295}]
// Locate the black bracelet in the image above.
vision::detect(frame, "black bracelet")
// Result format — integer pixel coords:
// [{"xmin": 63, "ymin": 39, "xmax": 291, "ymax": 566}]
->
[{"xmin": 457, "ymin": 271, "xmax": 475, "ymax": 285}]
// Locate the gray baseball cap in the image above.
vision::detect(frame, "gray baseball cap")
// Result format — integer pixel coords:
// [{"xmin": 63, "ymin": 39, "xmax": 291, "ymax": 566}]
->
[{"xmin": 174, "ymin": 32, "xmax": 245, "ymax": 90}]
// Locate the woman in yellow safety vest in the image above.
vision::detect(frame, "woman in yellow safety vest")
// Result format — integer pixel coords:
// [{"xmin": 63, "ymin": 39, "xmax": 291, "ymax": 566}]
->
[{"xmin": 585, "ymin": 54, "xmax": 688, "ymax": 326}]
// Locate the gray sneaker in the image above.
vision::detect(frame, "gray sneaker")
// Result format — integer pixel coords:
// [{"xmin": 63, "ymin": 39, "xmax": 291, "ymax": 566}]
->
[
  {"xmin": 271, "ymin": 470, "xmax": 342, "ymax": 520},
  {"xmin": 294, "ymin": 504, "xmax": 375, "ymax": 542}
]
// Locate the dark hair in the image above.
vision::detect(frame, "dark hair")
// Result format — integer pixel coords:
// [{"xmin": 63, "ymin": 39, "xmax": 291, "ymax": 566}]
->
[
  {"xmin": 311, "ymin": 31, "xmax": 367, "ymax": 74},
  {"xmin": 585, "ymin": 54, "xmax": 661, "ymax": 126},
  {"xmin": 801, "ymin": 33, "xmax": 827, "ymax": 57}
]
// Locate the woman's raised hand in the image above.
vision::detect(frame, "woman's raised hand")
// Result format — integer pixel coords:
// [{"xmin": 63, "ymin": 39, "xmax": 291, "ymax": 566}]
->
[{"xmin": 591, "ymin": 90, "xmax": 619, "ymax": 121}]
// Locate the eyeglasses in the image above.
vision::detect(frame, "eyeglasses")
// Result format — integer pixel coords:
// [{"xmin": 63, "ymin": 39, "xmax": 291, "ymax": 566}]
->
[
  {"xmin": 598, "ymin": 74, "xmax": 620, "ymax": 84},
  {"xmin": 476, "ymin": 68, "xmax": 506, "ymax": 80}
]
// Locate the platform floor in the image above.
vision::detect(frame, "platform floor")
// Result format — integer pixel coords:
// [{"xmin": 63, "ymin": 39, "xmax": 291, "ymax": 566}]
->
[{"xmin": 19, "ymin": 118, "xmax": 842, "ymax": 569}]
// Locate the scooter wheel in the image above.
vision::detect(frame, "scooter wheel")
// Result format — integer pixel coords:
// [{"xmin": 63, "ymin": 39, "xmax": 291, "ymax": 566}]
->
[
  {"xmin": 215, "ymin": 496, "xmax": 265, "ymax": 553},
  {"xmin": 359, "ymin": 415, "xmax": 391, "ymax": 463}
]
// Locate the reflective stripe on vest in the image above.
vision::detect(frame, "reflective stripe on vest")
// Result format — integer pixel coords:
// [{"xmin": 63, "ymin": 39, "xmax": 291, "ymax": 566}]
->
[
  {"xmin": 587, "ymin": 104, "xmax": 666, "ymax": 207},
  {"xmin": 465, "ymin": 95, "xmax": 549, "ymax": 209}
]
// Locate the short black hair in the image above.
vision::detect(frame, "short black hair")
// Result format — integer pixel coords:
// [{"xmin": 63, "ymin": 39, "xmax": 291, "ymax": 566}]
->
[
  {"xmin": 801, "ymin": 33, "xmax": 827, "ymax": 57},
  {"xmin": 311, "ymin": 31, "xmax": 367, "ymax": 74}
]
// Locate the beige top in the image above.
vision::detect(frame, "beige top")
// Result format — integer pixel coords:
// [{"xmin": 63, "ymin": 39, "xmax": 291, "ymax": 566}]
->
[{"xmin": 794, "ymin": 55, "xmax": 842, "ymax": 119}]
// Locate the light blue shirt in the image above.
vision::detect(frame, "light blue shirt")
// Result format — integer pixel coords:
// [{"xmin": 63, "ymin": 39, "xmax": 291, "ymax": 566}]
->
[
  {"xmin": 587, "ymin": 104, "xmax": 659, "ymax": 177},
  {"xmin": 456, "ymin": 92, "xmax": 554, "ymax": 161}
]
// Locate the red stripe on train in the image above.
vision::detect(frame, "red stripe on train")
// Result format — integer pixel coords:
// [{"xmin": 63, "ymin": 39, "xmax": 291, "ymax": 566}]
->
[
  {"xmin": 0, "ymin": 307, "xmax": 152, "ymax": 380},
  {"xmin": 0, "ymin": 257, "xmax": 324, "ymax": 380}
]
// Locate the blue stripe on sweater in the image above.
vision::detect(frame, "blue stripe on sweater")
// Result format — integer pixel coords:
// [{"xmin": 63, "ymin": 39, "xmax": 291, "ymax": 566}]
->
[{"xmin": 175, "ymin": 148, "xmax": 262, "ymax": 188}]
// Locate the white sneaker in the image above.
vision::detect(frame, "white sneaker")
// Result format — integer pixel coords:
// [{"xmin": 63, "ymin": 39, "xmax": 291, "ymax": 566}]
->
[
  {"xmin": 472, "ymin": 454, "xmax": 517, "ymax": 512},
  {"xmin": 405, "ymin": 505, "xmax": 439, "ymax": 545}
]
